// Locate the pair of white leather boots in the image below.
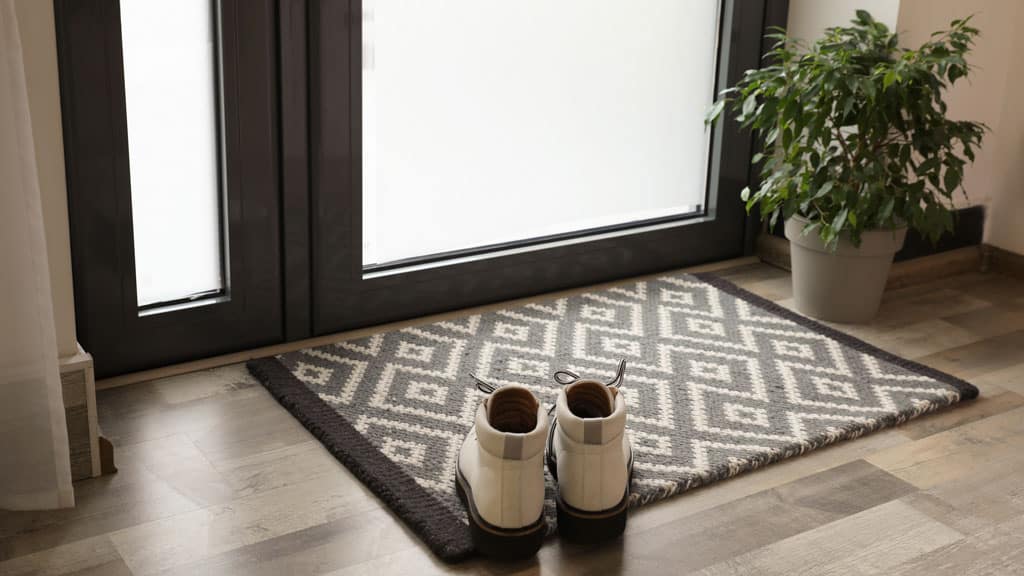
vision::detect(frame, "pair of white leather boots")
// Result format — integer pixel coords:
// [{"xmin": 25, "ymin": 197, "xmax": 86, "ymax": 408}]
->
[{"xmin": 456, "ymin": 361, "xmax": 633, "ymax": 559}]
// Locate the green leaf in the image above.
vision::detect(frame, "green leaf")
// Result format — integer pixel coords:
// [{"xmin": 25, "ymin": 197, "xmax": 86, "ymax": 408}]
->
[
  {"xmin": 705, "ymin": 99, "xmax": 726, "ymax": 125},
  {"xmin": 943, "ymin": 165, "xmax": 961, "ymax": 192},
  {"xmin": 812, "ymin": 181, "xmax": 834, "ymax": 199},
  {"xmin": 832, "ymin": 208, "xmax": 849, "ymax": 234},
  {"xmin": 916, "ymin": 156, "xmax": 941, "ymax": 175},
  {"xmin": 883, "ymin": 70, "xmax": 898, "ymax": 90},
  {"xmin": 801, "ymin": 221, "xmax": 822, "ymax": 237},
  {"xmin": 783, "ymin": 99, "xmax": 800, "ymax": 124},
  {"xmin": 742, "ymin": 94, "xmax": 757, "ymax": 118},
  {"xmin": 878, "ymin": 196, "xmax": 895, "ymax": 223},
  {"xmin": 861, "ymin": 78, "xmax": 877, "ymax": 100}
]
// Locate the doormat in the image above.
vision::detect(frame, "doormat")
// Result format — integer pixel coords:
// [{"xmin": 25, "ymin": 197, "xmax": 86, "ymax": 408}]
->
[{"xmin": 247, "ymin": 271, "xmax": 977, "ymax": 562}]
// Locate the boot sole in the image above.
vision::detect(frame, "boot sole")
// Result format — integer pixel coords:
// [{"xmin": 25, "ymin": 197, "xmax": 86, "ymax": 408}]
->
[
  {"xmin": 555, "ymin": 490, "xmax": 628, "ymax": 544},
  {"xmin": 455, "ymin": 467, "xmax": 546, "ymax": 560},
  {"xmin": 546, "ymin": 420, "xmax": 632, "ymax": 544}
]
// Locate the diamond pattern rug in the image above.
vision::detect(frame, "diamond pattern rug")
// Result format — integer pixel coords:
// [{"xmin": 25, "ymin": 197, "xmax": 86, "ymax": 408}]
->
[{"xmin": 247, "ymin": 272, "xmax": 977, "ymax": 561}]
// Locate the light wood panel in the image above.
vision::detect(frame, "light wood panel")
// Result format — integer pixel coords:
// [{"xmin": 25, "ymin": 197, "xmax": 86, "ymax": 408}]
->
[{"xmin": 694, "ymin": 500, "xmax": 963, "ymax": 576}]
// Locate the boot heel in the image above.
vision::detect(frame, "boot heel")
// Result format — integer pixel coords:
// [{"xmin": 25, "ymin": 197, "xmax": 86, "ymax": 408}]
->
[
  {"xmin": 456, "ymin": 472, "xmax": 546, "ymax": 560},
  {"xmin": 555, "ymin": 492, "xmax": 628, "ymax": 544}
]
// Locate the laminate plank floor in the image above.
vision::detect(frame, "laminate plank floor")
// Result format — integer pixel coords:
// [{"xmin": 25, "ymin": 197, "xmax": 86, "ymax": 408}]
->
[{"xmin": 3, "ymin": 263, "xmax": 1023, "ymax": 575}]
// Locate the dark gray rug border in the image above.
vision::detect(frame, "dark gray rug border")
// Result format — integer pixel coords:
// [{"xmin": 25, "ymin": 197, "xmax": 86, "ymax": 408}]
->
[
  {"xmin": 246, "ymin": 357, "xmax": 475, "ymax": 562},
  {"xmin": 693, "ymin": 272, "xmax": 979, "ymax": 400}
]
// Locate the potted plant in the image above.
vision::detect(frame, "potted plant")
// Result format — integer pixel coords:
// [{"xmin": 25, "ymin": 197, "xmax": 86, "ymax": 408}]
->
[{"xmin": 707, "ymin": 11, "xmax": 986, "ymax": 323}]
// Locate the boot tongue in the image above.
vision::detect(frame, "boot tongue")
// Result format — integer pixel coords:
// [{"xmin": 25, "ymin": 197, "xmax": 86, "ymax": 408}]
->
[
  {"xmin": 566, "ymin": 381, "xmax": 614, "ymax": 419},
  {"xmin": 486, "ymin": 386, "xmax": 539, "ymax": 433}
]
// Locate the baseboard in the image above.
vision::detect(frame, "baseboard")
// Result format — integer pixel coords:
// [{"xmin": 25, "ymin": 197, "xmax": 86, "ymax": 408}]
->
[
  {"xmin": 59, "ymin": 344, "xmax": 102, "ymax": 480},
  {"xmin": 757, "ymin": 234, "xmax": 982, "ymax": 289},
  {"xmin": 894, "ymin": 205, "xmax": 985, "ymax": 262},
  {"xmin": 886, "ymin": 246, "xmax": 982, "ymax": 290},
  {"xmin": 767, "ymin": 205, "xmax": 985, "ymax": 263},
  {"xmin": 756, "ymin": 233, "xmax": 791, "ymax": 271},
  {"xmin": 982, "ymin": 244, "xmax": 1024, "ymax": 279}
]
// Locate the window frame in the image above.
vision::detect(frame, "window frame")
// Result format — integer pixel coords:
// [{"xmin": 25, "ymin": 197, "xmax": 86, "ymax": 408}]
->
[
  {"xmin": 55, "ymin": 0, "xmax": 787, "ymax": 377},
  {"xmin": 55, "ymin": 0, "xmax": 284, "ymax": 377},
  {"xmin": 307, "ymin": 0, "xmax": 788, "ymax": 335}
]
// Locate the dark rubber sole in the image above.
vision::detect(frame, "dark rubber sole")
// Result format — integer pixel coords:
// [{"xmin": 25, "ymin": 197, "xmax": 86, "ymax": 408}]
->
[
  {"xmin": 455, "ymin": 468, "xmax": 546, "ymax": 560},
  {"xmin": 555, "ymin": 491, "xmax": 628, "ymax": 544}
]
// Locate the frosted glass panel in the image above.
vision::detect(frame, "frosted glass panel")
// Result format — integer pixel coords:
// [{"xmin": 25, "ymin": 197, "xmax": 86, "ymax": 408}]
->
[
  {"xmin": 363, "ymin": 0, "xmax": 721, "ymax": 265},
  {"xmin": 121, "ymin": 1, "xmax": 224, "ymax": 306}
]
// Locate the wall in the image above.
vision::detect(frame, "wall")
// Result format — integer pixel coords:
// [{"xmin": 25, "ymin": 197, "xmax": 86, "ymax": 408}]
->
[
  {"xmin": 983, "ymin": 22, "xmax": 1024, "ymax": 254},
  {"xmin": 896, "ymin": 0, "xmax": 1024, "ymax": 253},
  {"xmin": 13, "ymin": 0, "xmax": 78, "ymax": 358},
  {"xmin": 786, "ymin": 0, "xmax": 899, "ymax": 43}
]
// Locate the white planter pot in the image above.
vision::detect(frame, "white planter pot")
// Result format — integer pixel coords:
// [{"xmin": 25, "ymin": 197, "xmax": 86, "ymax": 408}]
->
[{"xmin": 784, "ymin": 216, "xmax": 907, "ymax": 324}]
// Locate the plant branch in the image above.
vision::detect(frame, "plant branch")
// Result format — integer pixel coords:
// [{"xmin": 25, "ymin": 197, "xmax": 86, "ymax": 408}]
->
[{"xmin": 830, "ymin": 120, "xmax": 856, "ymax": 168}]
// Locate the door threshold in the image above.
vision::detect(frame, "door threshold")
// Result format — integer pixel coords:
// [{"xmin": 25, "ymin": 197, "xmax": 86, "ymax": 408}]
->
[{"xmin": 95, "ymin": 255, "xmax": 759, "ymax": 390}]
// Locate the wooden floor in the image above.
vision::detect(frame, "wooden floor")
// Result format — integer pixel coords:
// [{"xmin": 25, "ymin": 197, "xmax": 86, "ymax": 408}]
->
[{"xmin": 3, "ymin": 262, "xmax": 1024, "ymax": 575}]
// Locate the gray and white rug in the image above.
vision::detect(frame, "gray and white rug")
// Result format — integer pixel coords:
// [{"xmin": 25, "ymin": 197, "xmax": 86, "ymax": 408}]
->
[{"xmin": 248, "ymin": 272, "xmax": 977, "ymax": 561}]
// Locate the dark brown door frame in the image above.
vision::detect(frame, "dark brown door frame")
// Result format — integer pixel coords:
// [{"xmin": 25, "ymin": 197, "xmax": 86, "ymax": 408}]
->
[
  {"xmin": 280, "ymin": 0, "xmax": 313, "ymax": 341},
  {"xmin": 55, "ymin": 0, "xmax": 283, "ymax": 377},
  {"xmin": 56, "ymin": 0, "xmax": 787, "ymax": 377}
]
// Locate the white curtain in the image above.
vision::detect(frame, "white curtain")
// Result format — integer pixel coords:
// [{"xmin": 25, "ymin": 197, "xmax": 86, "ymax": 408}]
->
[{"xmin": 0, "ymin": 0, "xmax": 74, "ymax": 510}]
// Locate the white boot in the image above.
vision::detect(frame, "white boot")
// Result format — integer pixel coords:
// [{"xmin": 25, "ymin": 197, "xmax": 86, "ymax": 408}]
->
[
  {"xmin": 546, "ymin": 360, "xmax": 632, "ymax": 542},
  {"xmin": 456, "ymin": 382, "xmax": 548, "ymax": 559}
]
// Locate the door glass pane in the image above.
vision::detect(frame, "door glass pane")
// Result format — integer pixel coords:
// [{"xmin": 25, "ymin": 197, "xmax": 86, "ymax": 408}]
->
[
  {"xmin": 362, "ymin": 0, "xmax": 721, "ymax": 266},
  {"xmin": 121, "ymin": 0, "xmax": 225, "ymax": 306}
]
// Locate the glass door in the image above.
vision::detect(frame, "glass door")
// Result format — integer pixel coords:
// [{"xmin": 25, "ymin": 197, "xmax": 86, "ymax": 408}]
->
[
  {"xmin": 119, "ymin": 0, "xmax": 227, "ymax": 309},
  {"xmin": 310, "ymin": 0, "xmax": 782, "ymax": 334},
  {"xmin": 362, "ymin": 0, "xmax": 720, "ymax": 267},
  {"xmin": 57, "ymin": 0, "xmax": 783, "ymax": 376},
  {"xmin": 56, "ymin": 0, "xmax": 283, "ymax": 377}
]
